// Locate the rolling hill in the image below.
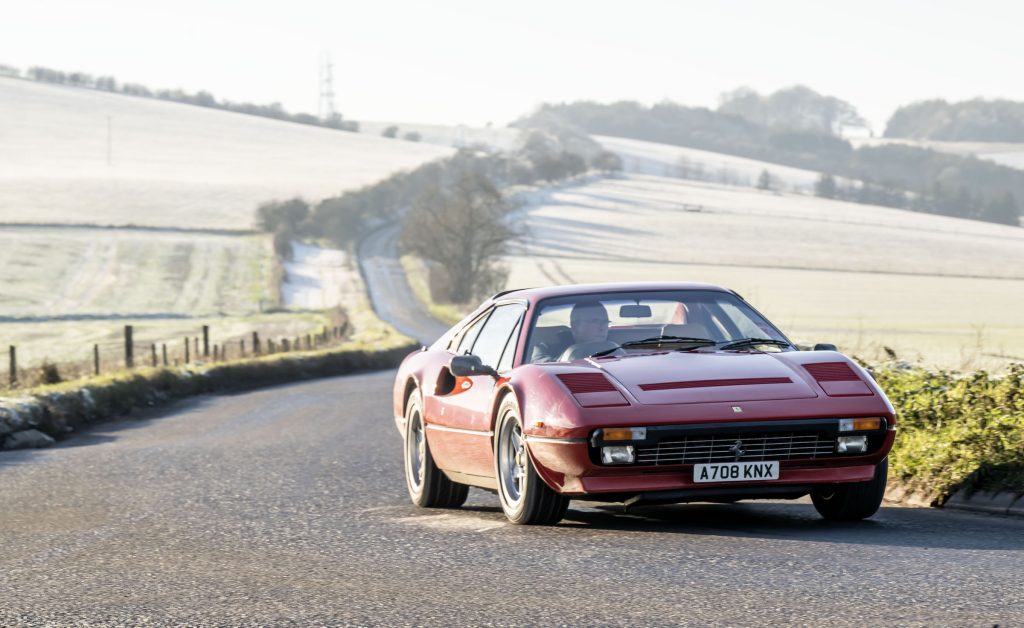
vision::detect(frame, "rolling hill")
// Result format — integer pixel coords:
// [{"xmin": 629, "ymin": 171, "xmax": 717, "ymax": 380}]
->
[
  {"xmin": 506, "ymin": 173, "xmax": 1024, "ymax": 369},
  {"xmin": 0, "ymin": 77, "xmax": 452, "ymax": 229}
]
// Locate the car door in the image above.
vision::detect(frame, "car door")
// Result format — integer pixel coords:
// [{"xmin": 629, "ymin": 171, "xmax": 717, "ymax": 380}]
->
[{"xmin": 425, "ymin": 302, "xmax": 527, "ymax": 479}]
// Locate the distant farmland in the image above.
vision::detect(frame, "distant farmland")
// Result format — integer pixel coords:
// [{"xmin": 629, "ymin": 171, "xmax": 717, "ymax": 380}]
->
[
  {"xmin": 507, "ymin": 174, "xmax": 1024, "ymax": 370},
  {"xmin": 0, "ymin": 78, "xmax": 451, "ymax": 380},
  {"xmin": 0, "ymin": 77, "xmax": 452, "ymax": 229},
  {"xmin": 0, "ymin": 226, "xmax": 274, "ymax": 318}
]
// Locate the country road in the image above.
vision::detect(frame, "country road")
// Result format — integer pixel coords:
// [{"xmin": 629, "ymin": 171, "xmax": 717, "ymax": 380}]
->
[
  {"xmin": 358, "ymin": 223, "xmax": 449, "ymax": 345},
  {"xmin": 1, "ymin": 371, "xmax": 1023, "ymax": 625},
  {"xmin": 2, "ymin": 225, "xmax": 1023, "ymax": 625}
]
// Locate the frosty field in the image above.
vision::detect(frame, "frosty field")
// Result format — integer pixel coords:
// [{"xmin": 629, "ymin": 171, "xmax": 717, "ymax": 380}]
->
[
  {"xmin": 595, "ymin": 135, "xmax": 826, "ymax": 192},
  {"xmin": 0, "ymin": 78, "xmax": 452, "ymax": 229},
  {"xmin": 506, "ymin": 174, "xmax": 1024, "ymax": 369},
  {"xmin": 0, "ymin": 226, "xmax": 275, "ymax": 318}
]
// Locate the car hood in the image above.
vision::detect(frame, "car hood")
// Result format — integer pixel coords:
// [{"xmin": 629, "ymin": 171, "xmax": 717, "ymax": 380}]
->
[{"xmin": 590, "ymin": 351, "xmax": 819, "ymax": 405}]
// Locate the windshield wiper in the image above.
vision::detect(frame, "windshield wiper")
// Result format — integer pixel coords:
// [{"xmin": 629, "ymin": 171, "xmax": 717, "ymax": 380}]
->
[
  {"xmin": 592, "ymin": 335, "xmax": 716, "ymax": 358},
  {"xmin": 718, "ymin": 337, "xmax": 792, "ymax": 351}
]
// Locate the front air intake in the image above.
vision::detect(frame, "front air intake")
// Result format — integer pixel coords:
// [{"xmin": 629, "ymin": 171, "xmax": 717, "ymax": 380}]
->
[
  {"xmin": 556, "ymin": 373, "xmax": 628, "ymax": 407},
  {"xmin": 804, "ymin": 362, "xmax": 860, "ymax": 382},
  {"xmin": 557, "ymin": 373, "xmax": 617, "ymax": 393},
  {"xmin": 803, "ymin": 362, "xmax": 872, "ymax": 397}
]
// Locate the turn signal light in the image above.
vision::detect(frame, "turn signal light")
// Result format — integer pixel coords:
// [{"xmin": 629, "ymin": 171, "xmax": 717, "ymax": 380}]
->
[
  {"xmin": 839, "ymin": 417, "xmax": 882, "ymax": 432},
  {"xmin": 603, "ymin": 427, "xmax": 647, "ymax": 441}
]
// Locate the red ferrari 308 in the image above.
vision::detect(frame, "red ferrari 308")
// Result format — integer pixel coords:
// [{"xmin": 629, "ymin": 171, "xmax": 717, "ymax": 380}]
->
[{"xmin": 392, "ymin": 282, "xmax": 895, "ymax": 525}]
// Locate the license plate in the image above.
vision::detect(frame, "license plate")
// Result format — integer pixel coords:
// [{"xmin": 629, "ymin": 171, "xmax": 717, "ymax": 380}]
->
[{"xmin": 694, "ymin": 461, "xmax": 780, "ymax": 483}]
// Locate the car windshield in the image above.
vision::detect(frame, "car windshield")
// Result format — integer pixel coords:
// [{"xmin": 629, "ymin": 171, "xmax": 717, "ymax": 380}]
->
[{"xmin": 524, "ymin": 289, "xmax": 790, "ymax": 363}]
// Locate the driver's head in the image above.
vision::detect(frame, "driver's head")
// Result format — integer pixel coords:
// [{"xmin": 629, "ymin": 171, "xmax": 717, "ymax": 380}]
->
[{"xmin": 570, "ymin": 301, "xmax": 609, "ymax": 343}]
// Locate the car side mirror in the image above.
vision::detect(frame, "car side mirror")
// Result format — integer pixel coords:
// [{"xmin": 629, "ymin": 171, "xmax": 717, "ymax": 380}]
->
[
  {"xmin": 813, "ymin": 343, "xmax": 838, "ymax": 351},
  {"xmin": 450, "ymin": 354, "xmax": 499, "ymax": 378}
]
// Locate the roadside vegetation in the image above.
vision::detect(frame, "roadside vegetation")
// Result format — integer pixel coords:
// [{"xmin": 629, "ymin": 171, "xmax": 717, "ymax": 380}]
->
[
  {"xmin": 872, "ymin": 362, "xmax": 1024, "ymax": 499},
  {"xmin": 399, "ymin": 254, "xmax": 465, "ymax": 325},
  {"xmin": 0, "ymin": 322, "xmax": 415, "ymax": 448}
]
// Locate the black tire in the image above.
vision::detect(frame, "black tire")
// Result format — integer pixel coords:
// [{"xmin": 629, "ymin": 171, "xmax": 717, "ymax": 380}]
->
[
  {"xmin": 403, "ymin": 395, "xmax": 469, "ymax": 508},
  {"xmin": 811, "ymin": 458, "xmax": 888, "ymax": 521},
  {"xmin": 494, "ymin": 397, "xmax": 569, "ymax": 525}
]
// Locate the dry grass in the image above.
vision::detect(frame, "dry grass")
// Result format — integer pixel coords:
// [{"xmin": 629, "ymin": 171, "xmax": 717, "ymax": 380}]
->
[{"xmin": 399, "ymin": 254, "xmax": 467, "ymax": 325}]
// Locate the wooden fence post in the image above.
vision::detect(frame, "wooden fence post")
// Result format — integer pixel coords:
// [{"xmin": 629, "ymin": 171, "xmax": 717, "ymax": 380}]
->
[
  {"xmin": 93, "ymin": 344, "xmax": 100, "ymax": 376},
  {"xmin": 124, "ymin": 325, "xmax": 134, "ymax": 368},
  {"xmin": 283, "ymin": 338, "xmax": 290, "ymax": 352},
  {"xmin": 184, "ymin": 336, "xmax": 190, "ymax": 363},
  {"xmin": 252, "ymin": 331, "xmax": 261, "ymax": 355},
  {"xmin": 213, "ymin": 345, "xmax": 219, "ymax": 361},
  {"xmin": 8, "ymin": 345, "xmax": 16, "ymax": 387},
  {"xmin": 162, "ymin": 344, "xmax": 168, "ymax": 366},
  {"xmin": 202, "ymin": 325, "xmax": 210, "ymax": 358},
  {"xmin": 151, "ymin": 343, "xmax": 157, "ymax": 367},
  {"xmin": 240, "ymin": 339, "xmax": 246, "ymax": 357}
]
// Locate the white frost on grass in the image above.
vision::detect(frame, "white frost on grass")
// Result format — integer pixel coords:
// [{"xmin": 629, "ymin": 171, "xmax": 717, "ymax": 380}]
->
[
  {"xmin": 281, "ymin": 241, "xmax": 361, "ymax": 311},
  {"xmin": 505, "ymin": 173, "xmax": 1024, "ymax": 369},
  {"xmin": 511, "ymin": 174, "xmax": 1024, "ymax": 279},
  {"xmin": 0, "ymin": 77, "xmax": 453, "ymax": 229},
  {"xmin": 595, "ymin": 135, "xmax": 827, "ymax": 192}
]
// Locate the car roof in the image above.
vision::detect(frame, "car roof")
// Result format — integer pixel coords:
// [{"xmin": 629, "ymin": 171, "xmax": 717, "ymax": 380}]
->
[{"xmin": 492, "ymin": 281, "xmax": 733, "ymax": 304}]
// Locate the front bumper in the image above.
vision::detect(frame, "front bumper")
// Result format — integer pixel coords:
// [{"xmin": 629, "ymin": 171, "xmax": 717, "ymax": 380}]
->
[{"xmin": 526, "ymin": 417, "xmax": 895, "ymax": 498}]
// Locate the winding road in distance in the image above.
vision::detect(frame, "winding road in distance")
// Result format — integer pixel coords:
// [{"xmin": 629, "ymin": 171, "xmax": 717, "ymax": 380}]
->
[{"xmin": 0, "ymin": 227, "xmax": 1022, "ymax": 625}]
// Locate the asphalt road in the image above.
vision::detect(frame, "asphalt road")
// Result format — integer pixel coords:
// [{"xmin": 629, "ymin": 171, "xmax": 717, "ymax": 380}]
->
[
  {"xmin": 358, "ymin": 223, "xmax": 450, "ymax": 345},
  {"xmin": 1, "ymin": 370, "xmax": 1023, "ymax": 626}
]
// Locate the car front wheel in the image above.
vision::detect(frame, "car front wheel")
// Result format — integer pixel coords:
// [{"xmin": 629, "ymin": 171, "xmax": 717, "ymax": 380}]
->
[
  {"xmin": 404, "ymin": 395, "xmax": 468, "ymax": 508},
  {"xmin": 494, "ymin": 397, "xmax": 569, "ymax": 525},
  {"xmin": 811, "ymin": 458, "xmax": 888, "ymax": 521}
]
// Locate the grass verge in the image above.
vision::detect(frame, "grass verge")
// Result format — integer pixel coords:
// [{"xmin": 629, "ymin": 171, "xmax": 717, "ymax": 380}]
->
[
  {"xmin": 0, "ymin": 308, "xmax": 415, "ymax": 446},
  {"xmin": 399, "ymin": 254, "xmax": 467, "ymax": 326}
]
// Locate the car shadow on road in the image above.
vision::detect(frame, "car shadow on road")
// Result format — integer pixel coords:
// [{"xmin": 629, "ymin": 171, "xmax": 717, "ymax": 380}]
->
[{"xmin": 549, "ymin": 501, "xmax": 1024, "ymax": 551}]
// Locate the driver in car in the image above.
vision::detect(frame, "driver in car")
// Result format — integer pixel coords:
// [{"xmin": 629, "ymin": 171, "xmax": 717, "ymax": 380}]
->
[{"xmin": 531, "ymin": 301, "xmax": 614, "ymax": 362}]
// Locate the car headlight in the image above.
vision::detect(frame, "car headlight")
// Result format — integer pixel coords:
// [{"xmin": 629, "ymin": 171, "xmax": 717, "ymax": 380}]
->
[
  {"xmin": 837, "ymin": 435, "xmax": 868, "ymax": 454},
  {"xmin": 600, "ymin": 446, "xmax": 635, "ymax": 464}
]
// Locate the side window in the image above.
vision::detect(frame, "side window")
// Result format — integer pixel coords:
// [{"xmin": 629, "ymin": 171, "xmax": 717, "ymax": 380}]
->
[
  {"xmin": 497, "ymin": 318, "xmax": 523, "ymax": 373},
  {"xmin": 455, "ymin": 312, "xmax": 490, "ymax": 355},
  {"xmin": 470, "ymin": 303, "xmax": 527, "ymax": 370}
]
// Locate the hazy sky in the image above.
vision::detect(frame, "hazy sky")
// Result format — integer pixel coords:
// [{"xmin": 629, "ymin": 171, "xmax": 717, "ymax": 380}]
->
[{"xmin": 3, "ymin": 0, "xmax": 1021, "ymax": 131}]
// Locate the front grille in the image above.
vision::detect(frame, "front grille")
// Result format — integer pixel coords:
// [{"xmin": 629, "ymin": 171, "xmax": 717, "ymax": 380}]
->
[{"xmin": 635, "ymin": 431, "xmax": 836, "ymax": 466}]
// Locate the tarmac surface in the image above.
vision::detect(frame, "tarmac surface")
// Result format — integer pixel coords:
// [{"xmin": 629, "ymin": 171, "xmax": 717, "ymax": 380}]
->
[
  {"xmin": 358, "ymin": 223, "xmax": 450, "ymax": 346},
  {"xmin": 1, "ymin": 370, "xmax": 1023, "ymax": 626}
]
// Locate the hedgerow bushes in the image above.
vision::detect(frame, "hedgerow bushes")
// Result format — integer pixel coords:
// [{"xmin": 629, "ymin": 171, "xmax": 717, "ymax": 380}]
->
[{"xmin": 873, "ymin": 363, "xmax": 1024, "ymax": 500}]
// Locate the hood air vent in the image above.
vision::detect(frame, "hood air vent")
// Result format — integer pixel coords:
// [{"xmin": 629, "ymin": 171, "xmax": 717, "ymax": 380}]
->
[
  {"xmin": 804, "ymin": 362, "xmax": 860, "ymax": 382},
  {"xmin": 557, "ymin": 373, "xmax": 628, "ymax": 408}
]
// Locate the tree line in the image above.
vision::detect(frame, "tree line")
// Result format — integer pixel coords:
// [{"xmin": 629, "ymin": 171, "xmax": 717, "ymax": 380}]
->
[
  {"xmin": 6, "ymin": 64, "xmax": 359, "ymax": 132},
  {"xmin": 256, "ymin": 133, "xmax": 622, "ymax": 304},
  {"xmin": 518, "ymin": 94, "xmax": 1023, "ymax": 227},
  {"xmin": 885, "ymin": 99, "xmax": 1024, "ymax": 141}
]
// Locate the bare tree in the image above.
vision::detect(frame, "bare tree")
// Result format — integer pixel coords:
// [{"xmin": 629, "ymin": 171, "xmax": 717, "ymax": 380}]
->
[{"xmin": 401, "ymin": 171, "xmax": 519, "ymax": 303}]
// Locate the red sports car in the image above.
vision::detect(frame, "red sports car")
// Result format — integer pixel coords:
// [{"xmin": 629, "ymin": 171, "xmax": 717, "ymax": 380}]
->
[{"xmin": 392, "ymin": 282, "xmax": 895, "ymax": 525}]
